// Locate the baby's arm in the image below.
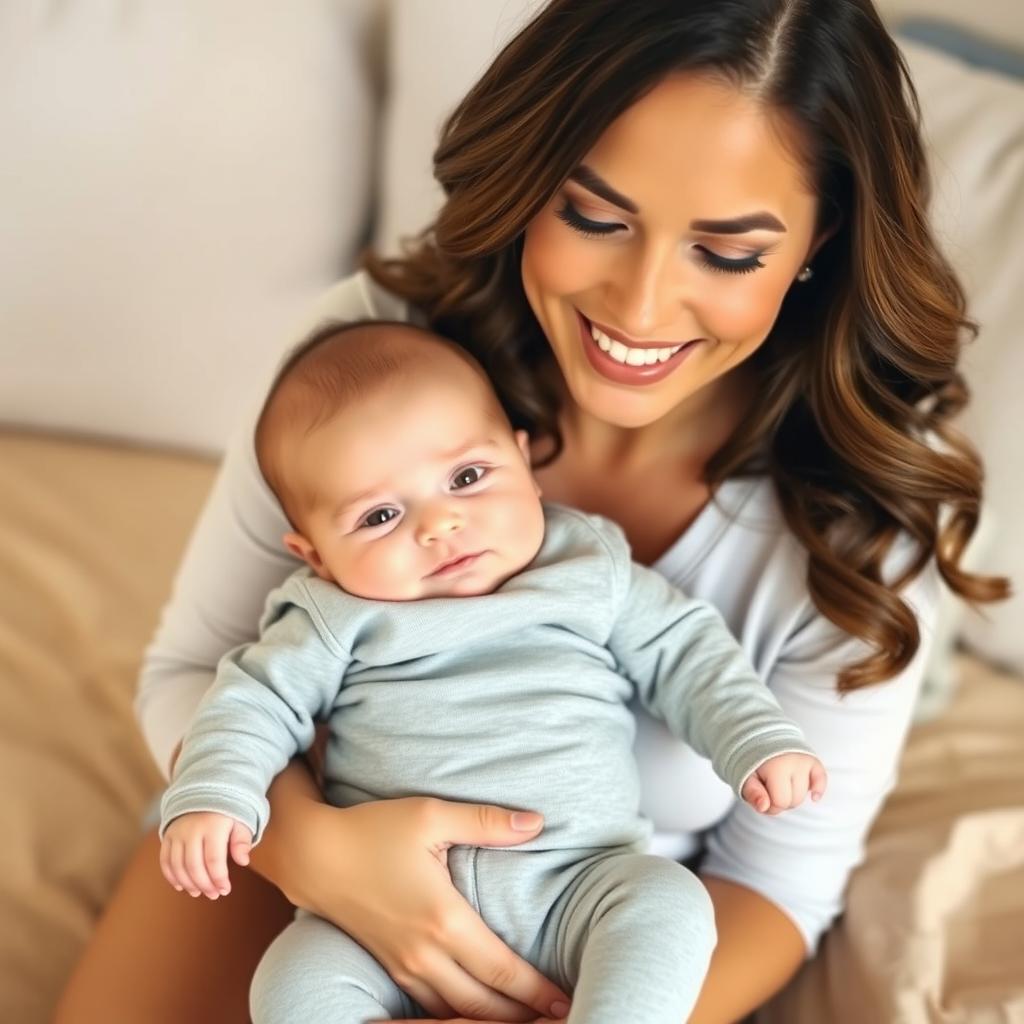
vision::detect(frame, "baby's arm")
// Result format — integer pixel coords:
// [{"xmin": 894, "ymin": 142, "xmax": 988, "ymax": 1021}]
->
[
  {"xmin": 158, "ymin": 582, "xmax": 349, "ymax": 882},
  {"xmin": 160, "ymin": 811, "xmax": 254, "ymax": 899},
  {"xmin": 606, "ymin": 558, "xmax": 827, "ymax": 812}
]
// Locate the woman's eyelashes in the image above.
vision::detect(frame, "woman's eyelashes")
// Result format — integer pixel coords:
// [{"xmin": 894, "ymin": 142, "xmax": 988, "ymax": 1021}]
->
[
  {"xmin": 554, "ymin": 198, "xmax": 766, "ymax": 275},
  {"xmin": 554, "ymin": 199, "xmax": 622, "ymax": 238}
]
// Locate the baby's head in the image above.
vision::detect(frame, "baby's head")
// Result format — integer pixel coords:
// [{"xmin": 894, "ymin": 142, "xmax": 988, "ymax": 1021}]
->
[{"xmin": 255, "ymin": 321, "xmax": 545, "ymax": 601}]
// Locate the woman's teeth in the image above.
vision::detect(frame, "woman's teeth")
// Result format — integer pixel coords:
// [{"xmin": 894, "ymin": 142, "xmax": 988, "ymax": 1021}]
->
[{"xmin": 589, "ymin": 324, "xmax": 684, "ymax": 366}]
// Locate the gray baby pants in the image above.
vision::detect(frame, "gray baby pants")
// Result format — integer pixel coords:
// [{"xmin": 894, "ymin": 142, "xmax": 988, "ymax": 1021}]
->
[{"xmin": 250, "ymin": 845, "xmax": 716, "ymax": 1024}]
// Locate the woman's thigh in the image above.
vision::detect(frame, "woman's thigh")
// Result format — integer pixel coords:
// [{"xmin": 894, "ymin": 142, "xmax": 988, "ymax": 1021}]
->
[{"xmin": 53, "ymin": 827, "xmax": 295, "ymax": 1024}]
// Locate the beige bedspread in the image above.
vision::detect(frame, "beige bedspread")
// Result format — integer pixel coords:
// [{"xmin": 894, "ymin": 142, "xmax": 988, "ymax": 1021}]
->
[{"xmin": 1, "ymin": 429, "xmax": 1022, "ymax": 1024}]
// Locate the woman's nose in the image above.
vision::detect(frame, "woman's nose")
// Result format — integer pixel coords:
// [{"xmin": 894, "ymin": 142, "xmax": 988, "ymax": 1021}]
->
[
  {"xmin": 607, "ymin": 242, "xmax": 687, "ymax": 338},
  {"xmin": 414, "ymin": 503, "xmax": 463, "ymax": 545}
]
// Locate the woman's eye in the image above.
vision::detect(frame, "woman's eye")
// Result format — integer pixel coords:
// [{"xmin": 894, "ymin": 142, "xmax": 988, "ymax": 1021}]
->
[
  {"xmin": 361, "ymin": 507, "xmax": 399, "ymax": 529},
  {"xmin": 554, "ymin": 199, "xmax": 623, "ymax": 238},
  {"xmin": 452, "ymin": 465, "xmax": 487, "ymax": 489},
  {"xmin": 695, "ymin": 248, "xmax": 765, "ymax": 275}
]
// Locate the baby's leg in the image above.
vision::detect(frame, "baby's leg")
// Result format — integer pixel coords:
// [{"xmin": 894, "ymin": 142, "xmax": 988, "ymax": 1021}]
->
[
  {"xmin": 550, "ymin": 852, "xmax": 716, "ymax": 1024},
  {"xmin": 249, "ymin": 908, "xmax": 416, "ymax": 1023}
]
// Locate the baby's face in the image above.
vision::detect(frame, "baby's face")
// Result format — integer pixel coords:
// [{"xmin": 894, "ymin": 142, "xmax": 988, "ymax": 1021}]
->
[{"xmin": 285, "ymin": 371, "xmax": 546, "ymax": 601}]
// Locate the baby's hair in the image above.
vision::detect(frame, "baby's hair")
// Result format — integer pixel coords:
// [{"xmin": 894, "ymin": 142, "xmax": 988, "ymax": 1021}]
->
[{"xmin": 254, "ymin": 319, "xmax": 501, "ymax": 527}]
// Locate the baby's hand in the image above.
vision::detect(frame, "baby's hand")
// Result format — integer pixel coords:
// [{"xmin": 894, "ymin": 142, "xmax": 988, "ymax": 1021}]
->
[
  {"xmin": 159, "ymin": 811, "xmax": 253, "ymax": 899},
  {"xmin": 741, "ymin": 753, "xmax": 827, "ymax": 815}
]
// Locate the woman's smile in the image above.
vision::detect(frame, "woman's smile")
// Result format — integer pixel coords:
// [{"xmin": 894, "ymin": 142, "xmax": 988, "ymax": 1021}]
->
[{"xmin": 576, "ymin": 309, "xmax": 704, "ymax": 386}]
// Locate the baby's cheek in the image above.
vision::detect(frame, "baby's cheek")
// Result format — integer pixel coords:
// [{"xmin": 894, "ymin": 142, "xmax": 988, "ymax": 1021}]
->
[{"xmin": 340, "ymin": 541, "xmax": 419, "ymax": 600}]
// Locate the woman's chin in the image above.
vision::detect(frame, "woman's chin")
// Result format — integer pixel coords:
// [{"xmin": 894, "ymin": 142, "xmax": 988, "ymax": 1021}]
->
[{"xmin": 566, "ymin": 377, "xmax": 687, "ymax": 431}]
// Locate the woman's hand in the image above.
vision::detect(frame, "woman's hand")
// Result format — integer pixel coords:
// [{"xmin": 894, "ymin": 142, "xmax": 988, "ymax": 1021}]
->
[{"xmin": 276, "ymin": 793, "xmax": 572, "ymax": 1022}]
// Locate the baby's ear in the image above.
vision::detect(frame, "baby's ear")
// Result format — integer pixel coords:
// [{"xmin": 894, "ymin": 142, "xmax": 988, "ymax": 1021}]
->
[
  {"xmin": 514, "ymin": 429, "xmax": 532, "ymax": 466},
  {"xmin": 283, "ymin": 532, "xmax": 332, "ymax": 580},
  {"xmin": 514, "ymin": 430, "xmax": 543, "ymax": 498}
]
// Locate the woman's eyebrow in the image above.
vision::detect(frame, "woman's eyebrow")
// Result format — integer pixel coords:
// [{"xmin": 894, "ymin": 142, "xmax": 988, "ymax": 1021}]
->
[
  {"xmin": 567, "ymin": 164, "xmax": 787, "ymax": 233},
  {"xmin": 690, "ymin": 213, "xmax": 786, "ymax": 233},
  {"xmin": 568, "ymin": 165, "xmax": 638, "ymax": 213}
]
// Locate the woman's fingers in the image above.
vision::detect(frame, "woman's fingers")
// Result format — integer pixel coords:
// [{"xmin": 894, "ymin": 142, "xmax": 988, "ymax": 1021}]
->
[
  {"xmin": 394, "ymin": 945, "xmax": 537, "ymax": 1023},
  {"xmin": 429, "ymin": 799, "xmax": 545, "ymax": 850},
  {"xmin": 439, "ymin": 911, "xmax": 571, "ymax": 1020},
  {"xmin": 384, "ymin": 971, "xmax": 453, "ymax": 1021},
  {"xmin": 294, "ymin": 798, "xmax": 569, "ymax": 1020}
]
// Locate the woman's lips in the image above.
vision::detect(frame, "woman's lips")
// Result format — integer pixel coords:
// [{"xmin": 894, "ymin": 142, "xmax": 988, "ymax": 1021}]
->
[{"xmin": 576, "ymin": 310, "xmax": 701, "ymax": 386}]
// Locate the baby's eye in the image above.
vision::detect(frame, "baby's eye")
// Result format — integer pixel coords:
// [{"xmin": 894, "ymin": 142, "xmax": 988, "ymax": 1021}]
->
[
  {"xmin": 361, "ymin": 507, "xmax": 399, "ymax": 528},
  {"xmin": 451, "ymin": 465, "xmax": 488, "ymax": 489}
]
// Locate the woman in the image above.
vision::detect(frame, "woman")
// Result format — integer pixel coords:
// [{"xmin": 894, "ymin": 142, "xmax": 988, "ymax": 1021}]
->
[{"xmin": 55, "ymin": 1, "xmax": 1007, "ymax": 1022}]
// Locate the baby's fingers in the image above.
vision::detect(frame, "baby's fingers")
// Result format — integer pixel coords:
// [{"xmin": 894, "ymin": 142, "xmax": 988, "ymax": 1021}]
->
[
  {"xmin": 168, "ymin": 838, "xmax": 201, "ymax": 898},
  {"xmin": 810, "ymin": 760, "xmax": 828, "ymax": 802},
  {"xmin": 184, "ymin": 834, "xmax": 221, "ymax": 900},
  {"xmin": 741, "ymin": 775, "xmax": 771, "ymax": 814},
  {"xmin": 765, "ymin": 772, "xmax": 793, "ymax": 812},
  {"xmin": 159, "ymin": 838, "xmax": 184, "ymax": 892},
  {"xmin": 229, "ymin": 821, "xmax": 253, "ymax": 870},
  {"xmin": 204, "ymin": 832, "xmax": 234, "ymax": 897}
]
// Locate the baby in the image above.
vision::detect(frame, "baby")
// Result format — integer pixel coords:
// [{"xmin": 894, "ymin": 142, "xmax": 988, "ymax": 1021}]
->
[{"xmin": 159, "ymin": 320, "xmax": 827, "ymax": 1024}]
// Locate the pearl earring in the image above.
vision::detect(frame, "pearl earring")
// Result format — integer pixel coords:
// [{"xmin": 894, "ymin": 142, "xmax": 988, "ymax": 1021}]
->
[{"xmin": 796, "ymin": 265, "xmax": 814, "ymax": 283}]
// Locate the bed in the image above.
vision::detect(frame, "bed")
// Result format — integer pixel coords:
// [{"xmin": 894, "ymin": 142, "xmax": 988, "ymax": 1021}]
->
[{"xmin": 2, "ymin": 428, "xmax": 1022, "ymax": 1022}]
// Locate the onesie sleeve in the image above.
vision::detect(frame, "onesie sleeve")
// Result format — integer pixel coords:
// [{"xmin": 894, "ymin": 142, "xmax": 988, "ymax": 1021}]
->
[
  {"xmin": 607, "ymin": 560, "xmax": 815, "ymax": 796},
  {"xmin": 699, "ymin": 555, "xmax": 942, "ymax": 955},
  {"xmin": 158, "ymin": 585, "xmax": 350, "ymax": 844},
  {"xmin": 135, "ymin": 272, "xmax": 406, "ymax": 778}
]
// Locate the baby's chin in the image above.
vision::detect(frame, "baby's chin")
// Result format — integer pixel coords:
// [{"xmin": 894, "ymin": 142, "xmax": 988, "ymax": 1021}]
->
[{"xmin": 421, "ymin": 563, "xmax": 526, "ymax": 600}]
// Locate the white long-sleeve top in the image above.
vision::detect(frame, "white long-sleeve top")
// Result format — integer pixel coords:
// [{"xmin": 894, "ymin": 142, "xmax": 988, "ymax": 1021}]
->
[{"xmin": 137, "ymin": 270, "xmax": 940, "ymax": 954}]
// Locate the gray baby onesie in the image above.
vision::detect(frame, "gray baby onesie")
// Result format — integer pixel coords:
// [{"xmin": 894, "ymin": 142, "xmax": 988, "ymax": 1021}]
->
[{"xmin": 162, "ymin": 503, "xmax": 814, "ymax": 1023}]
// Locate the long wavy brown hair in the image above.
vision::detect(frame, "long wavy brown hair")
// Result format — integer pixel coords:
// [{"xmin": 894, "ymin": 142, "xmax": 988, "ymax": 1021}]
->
[{"xmin": 364, "ymin": 0, "xmax": 1010, "ymax": 691}]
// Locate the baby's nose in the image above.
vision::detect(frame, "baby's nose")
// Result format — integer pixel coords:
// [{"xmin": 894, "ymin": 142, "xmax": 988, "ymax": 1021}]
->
[{"xmin": 415, "ymin": 503, "xmax": 463, "ymax": 544}]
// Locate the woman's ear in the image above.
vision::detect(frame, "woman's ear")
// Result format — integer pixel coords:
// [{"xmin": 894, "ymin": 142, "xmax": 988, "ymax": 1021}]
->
[{"xmin": 283, "ymin": 532, "xmax": 333, "ymax": 581}]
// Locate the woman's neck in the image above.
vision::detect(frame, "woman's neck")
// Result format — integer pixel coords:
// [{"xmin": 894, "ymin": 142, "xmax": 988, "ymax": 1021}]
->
[{"xmin": 555, "ymin": 364, "xmax": 755, "ymax": 480}]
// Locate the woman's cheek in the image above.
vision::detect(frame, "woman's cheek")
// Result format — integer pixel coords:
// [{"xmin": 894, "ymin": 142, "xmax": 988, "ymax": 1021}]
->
[
  {"xmin": 701, "ymin": 275, "xmax": 787, "ymax": 347},
  {"xmin": 523, "ymin": 213, "xmax": 595, "ymax": 297}
]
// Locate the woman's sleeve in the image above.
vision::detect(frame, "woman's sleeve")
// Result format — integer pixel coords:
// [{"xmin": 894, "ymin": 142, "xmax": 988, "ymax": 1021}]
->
[
  {"xmin": 134, "ymin": 272, "xmax": 401, "ymax": 779},
  {"xmin": 699, "ymin": 552, "xmax": 943, "ymax": 956}
]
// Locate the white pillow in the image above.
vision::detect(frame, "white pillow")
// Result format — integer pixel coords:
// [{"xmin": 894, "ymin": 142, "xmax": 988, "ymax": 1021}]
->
[
  {"xmin": 0, "ymin": 1, "xmax": 378, "ymax": 455},
  {"xmin": 898, "ymin": 39, "xmax": 1024, "ymax": 673},
  {"xmin": 373, "ymin": 0, "xmax": 540, "ymax": 257}
]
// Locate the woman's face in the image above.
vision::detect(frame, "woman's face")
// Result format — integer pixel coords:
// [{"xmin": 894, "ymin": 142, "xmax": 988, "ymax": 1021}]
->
[{"xmin": 521, "ymin": 72, "xmax": 826, "ymax": 430}]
